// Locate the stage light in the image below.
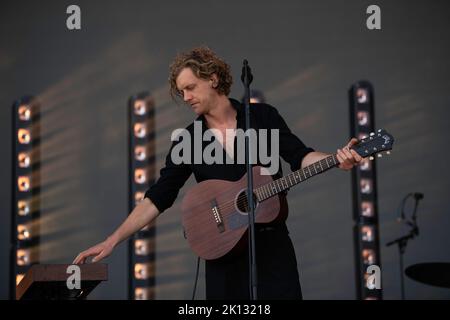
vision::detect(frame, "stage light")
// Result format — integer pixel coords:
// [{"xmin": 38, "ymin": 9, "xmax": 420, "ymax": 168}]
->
[
  {"xmin": 361, "ymin": 225, "xmax": 375, "ymax": 242},
  {"xmin": 18, "ymin": 129, "xmax": 31, "ymax": 144},
  {"xmin": 363, "ymin": 273, "xmax": 380, "ymax": 291},
  {"xmin": 135, "ymin": 287, "xmax": 153, "ymax": 300},
  {"xmin": 134, "ymin": 263, "xmax": 154, "ymax": 280},
  {"xmin": 359, "ymin": 158, "xmax": 371, "ymax": 171},
  {"xmin": 134, "ymin": 169, "xmax": 147, "ymax": 184},
  {"xmin": 128, "ymin": 92, "xmax": 156, "ymax": 299},
  {"xmin": 135, "ymin": 146, "xmax": 147, "ymax": 161},
  {"xmin": 17, "ymin": 249, "xmax": 31, "ymax": 266},
  {"xmin": 135, "ymin": 239, "xmax": 152, "ymax": 256},
  {"xmin": 134, "ymin": 123, "xmax": 147, "ymax": 138},
  {"xmin": 18, "ymin": 105, "xmax": 31, "ymax": 121},
  {"xmin": 356, "ymin": 88, "xmax": 369, "ymax": 104},
  {"xmin": 18, "ymin": 152, "xmax": 31, "ymax": 168},
  {"xmin": 12, "ymin": 95, "xmax": 41, "ymax": 300},
  {"xmin": 242, "ymin": 89, "xmax": 266, "ymax": 104},
  {"xmin": 360, "ymin": 179, "xmax": 372, "ymax": 194},
  {"xmin": 357, "ymin": 111, "xmax": 369, "ymax": 126},
  {"xmin": 361, "ymin": 201, "xmax": 374, "ymax": 217},
  {"xmin": 18, "ymin": 201, "xmax": 30, "ymax": 216},
  {"xmin": 362, "ymin": 249, "xmax": 376, "ymax": 265},
  {"xmin": 16, "ymin": 274, "xmax": 25, "ymax": 286},
  {"xmin": 18, "ymin": 176, "xmax": 30, "ymax": 192},
  {"xmin": 135, "ymin": 191, "xmax": 145, "ymax": 205},
  {"xmin": 17, "ymin": 224, "xmax": 31, "ymax": 240},
  {"xmin": 134, "ymin": 100, "xmax": 147, "ymax": 115},
  {"xmin": 358, "ymin": 133, "xmax": 368, "ymax": 141},
  {"xmin": 350, "ymin": 82, "xmax": 382, "ymax": 299}
]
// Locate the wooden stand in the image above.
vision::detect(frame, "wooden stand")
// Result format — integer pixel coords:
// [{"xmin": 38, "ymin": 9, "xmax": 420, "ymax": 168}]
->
[{"xmin": 16, "ymin": 264, "xmax": 108, "ymax": 300}]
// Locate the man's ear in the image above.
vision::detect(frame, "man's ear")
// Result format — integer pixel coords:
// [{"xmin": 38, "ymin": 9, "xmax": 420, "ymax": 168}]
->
[{"xmin": 210, "ymin": 74, "xmax": 219, "ymax": 88}]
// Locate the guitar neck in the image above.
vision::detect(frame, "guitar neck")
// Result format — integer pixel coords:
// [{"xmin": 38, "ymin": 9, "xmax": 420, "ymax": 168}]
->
[{"xmin": 255, "ymin": 154, "xmax": 340, "ymax": 201}]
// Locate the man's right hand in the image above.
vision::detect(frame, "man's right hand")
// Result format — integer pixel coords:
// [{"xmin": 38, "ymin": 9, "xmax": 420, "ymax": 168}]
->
[
  {"xmin": 72, "ymin": 199, "xmax": 159, "ymax": 264},
  {"xmin": 73, "ymin": 238, "xmax": 115, "ymax": 264}
]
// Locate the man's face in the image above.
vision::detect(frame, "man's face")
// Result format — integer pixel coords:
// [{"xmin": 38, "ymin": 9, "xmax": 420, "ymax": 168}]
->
[{"xmin": 176, "ymin": 67, "xmax": 218, "ymax": 115}]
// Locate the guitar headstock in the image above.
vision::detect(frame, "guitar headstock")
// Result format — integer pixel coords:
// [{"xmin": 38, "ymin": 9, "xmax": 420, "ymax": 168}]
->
[{"xmin": 352, "ymin": 129, "xmax": 394, "ymax": 160}]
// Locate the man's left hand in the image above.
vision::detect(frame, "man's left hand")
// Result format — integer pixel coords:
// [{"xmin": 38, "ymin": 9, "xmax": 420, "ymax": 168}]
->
[{"xmin": 337, "ymin": 138, "xmax": 363, "ymax": 171}]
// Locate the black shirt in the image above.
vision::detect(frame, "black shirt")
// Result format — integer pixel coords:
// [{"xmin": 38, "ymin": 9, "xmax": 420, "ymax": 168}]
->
[{"xmin": 145, "ymin": 98, "xmax": 314, "ymax": 214}]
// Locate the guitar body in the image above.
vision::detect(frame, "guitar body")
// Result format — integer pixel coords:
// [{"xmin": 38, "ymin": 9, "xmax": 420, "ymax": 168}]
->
[{"xmin": 181, "ymin": 166, "xmax": 288, "ymax": 260}]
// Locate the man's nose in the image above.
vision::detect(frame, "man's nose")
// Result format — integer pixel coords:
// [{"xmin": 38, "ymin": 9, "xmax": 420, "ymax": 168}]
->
[{"xmin": 183, "ymin": 92, "xmax": 192, "ymax": 102}]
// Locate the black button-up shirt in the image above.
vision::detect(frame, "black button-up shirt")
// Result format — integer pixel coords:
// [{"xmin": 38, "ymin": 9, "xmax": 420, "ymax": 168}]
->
[{"xmin": 145, "ymin": 98, "xmax": 314, "ymax": 213}]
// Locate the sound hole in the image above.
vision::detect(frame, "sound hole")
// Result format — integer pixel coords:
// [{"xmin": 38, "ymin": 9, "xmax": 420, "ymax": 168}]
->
[{"xmin": 236, "ymin": 190, "xmax": 258, "ymax": 213}]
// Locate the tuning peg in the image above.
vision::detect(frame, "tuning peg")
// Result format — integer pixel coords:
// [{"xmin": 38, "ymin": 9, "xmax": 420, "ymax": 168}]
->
[
  {"xmin": 370, "ymin": 132, "xmax": 375, "ymax": 136},
  {"xmin": 378, "ymin": 129, "xmax": 381, "ymax": 132},
  {"xmin": 377, "ymin": 154, "xmax": 382, "ymax": 158},
  {"xmin": 369, "ymin": 156, "xmax": 374, "ymax": 161},
  {"xmin": 386, "ymin": 151, "xmax": 391, "ymax": 155}
]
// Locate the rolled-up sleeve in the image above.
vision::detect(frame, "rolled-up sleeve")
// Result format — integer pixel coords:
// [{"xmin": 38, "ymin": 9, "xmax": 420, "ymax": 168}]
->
[{"xmin": 144, "ymin": 141, "xmax": 192, "ymax": 214}]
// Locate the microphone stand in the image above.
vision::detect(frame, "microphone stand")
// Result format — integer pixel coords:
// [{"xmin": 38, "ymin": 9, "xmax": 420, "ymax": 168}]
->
[
  {"xmin": 386, "ymin": 193, "xmax": 422, "ymax": 300},
  {"xmin": 241, "ymin": 59, "xmax": 257, "ymax": 300}
]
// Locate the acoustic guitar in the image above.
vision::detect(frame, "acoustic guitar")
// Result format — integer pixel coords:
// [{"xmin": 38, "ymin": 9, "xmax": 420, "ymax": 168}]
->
[{"xmin": 181, "ymin": 129, "xmax": 394, "ymax": 260}]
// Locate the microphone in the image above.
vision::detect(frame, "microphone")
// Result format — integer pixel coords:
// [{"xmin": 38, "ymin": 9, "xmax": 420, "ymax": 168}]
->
[
  {"xmin": 397, "ymin": 192, "xmax": 424, "ymax": 222},
  {"xmin": 241, "ymin": 59, "xmax": 253, "ymax": 86},
  {"xmin": 413, "ymin": 193, "xmax": 424, "ymax": 200}
]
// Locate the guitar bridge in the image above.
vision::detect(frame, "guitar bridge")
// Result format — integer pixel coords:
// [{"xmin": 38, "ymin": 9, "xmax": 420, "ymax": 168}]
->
[{"xmin": 211, "ymin": 199, "xmax": 225, "ymax": 233}]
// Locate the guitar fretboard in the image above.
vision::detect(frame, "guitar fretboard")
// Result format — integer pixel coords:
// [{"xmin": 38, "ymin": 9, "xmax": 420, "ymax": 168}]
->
[{"xmin": 255, "ymin": 154, "xmax": 340, "ymax": 201}]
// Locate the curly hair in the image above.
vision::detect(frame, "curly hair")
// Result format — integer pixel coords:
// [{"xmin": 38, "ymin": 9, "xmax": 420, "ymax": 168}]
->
[{"xmin": 169, "ymin": 46, "xmax": 233, "ymax": 100}]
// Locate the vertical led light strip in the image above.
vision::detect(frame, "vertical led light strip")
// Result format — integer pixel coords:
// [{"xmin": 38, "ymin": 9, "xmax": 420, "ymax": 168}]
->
[
  {"xmin": 127, "ymin": 92, "xmax": 156, "ymax": 300},
  {"xmin": 349, "ymin": 81, "xmax": 383, "ymax": 300},
  {"xmin": 11, "ymin": 96, "xmax": 41, "ymax": 299}
]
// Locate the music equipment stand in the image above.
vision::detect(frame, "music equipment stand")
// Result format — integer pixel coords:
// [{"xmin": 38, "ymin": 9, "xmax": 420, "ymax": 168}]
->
[{"xmin": 16, "ymin": 264, "xmax": 108, "ymax": 300}]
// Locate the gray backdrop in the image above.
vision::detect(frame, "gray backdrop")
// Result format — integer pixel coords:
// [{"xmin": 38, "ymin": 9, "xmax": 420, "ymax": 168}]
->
[{"xmin": 1, "ymin": 0, "xmax": 449, "ymax": 299}]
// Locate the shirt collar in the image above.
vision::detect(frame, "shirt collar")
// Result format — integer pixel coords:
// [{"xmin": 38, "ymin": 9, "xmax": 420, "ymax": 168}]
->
[
  {"xmin": 229, "ymin": 98, "xmax": 244, "ymax": 118},
  {"xmin": 196, "ymin": 97, "xmax": 244, "ymax": 125}
]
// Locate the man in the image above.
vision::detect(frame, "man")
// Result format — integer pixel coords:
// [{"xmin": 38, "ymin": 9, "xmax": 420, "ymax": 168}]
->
[{"xmin": 74, "ymin": 47, "xmax": 362, "ymax": 299}]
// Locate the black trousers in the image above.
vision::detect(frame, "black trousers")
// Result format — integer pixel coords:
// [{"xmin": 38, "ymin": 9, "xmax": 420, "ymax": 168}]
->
[{"xmin": 205, "ymin": 223, "xmax": 302, "ymax": 300}]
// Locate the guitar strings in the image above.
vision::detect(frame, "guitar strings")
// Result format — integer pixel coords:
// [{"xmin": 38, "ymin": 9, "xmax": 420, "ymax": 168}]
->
[
  {"xmin": 214, "ymin": 173, "xmax": 305, "ymax": 213},
  {"xmin": 214, "ymin": 174, "xmax": 295, "ymax": 213},
  {"xmin": 213, "ymin": 155, "xmax": 340, "ymax": 213}
]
